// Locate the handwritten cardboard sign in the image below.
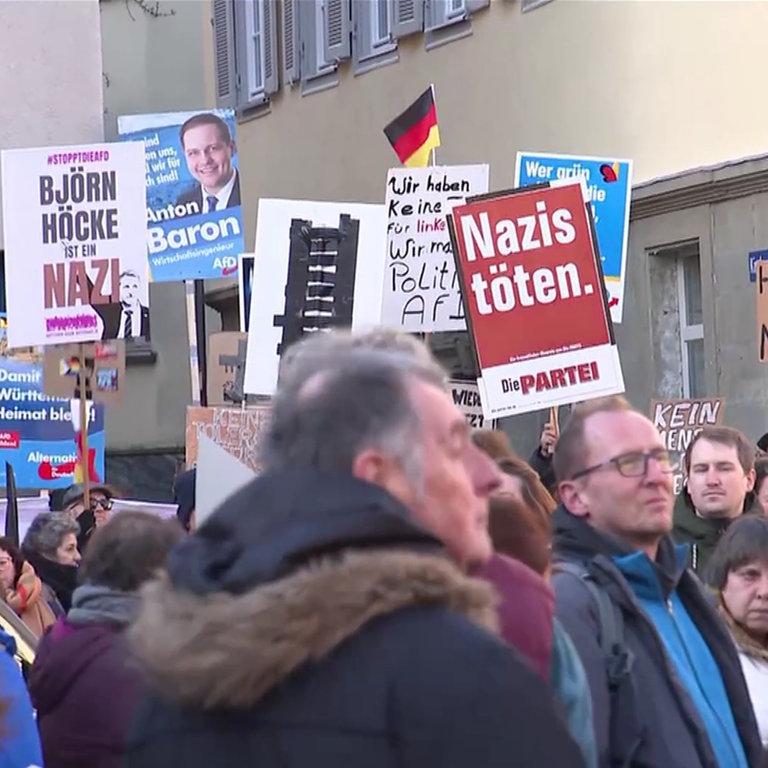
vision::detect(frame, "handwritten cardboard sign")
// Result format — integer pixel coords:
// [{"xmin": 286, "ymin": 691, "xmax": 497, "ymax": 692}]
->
[
  {"xmin": 42, "ymin": 340, "xmax": 125, "ymax": 405},
  {"xmin": 185, "ymin": 405, "xmax": 271, "ymax": 474},
  {"xmin": 382, "ymin": 165, "xmax": 488, "ymax": 333},
  {"xmin": 449, "ymin": 379, "xmax": 497, "ymax": 429},
  {"xmin": 651, "ymin": 396, "xmax": 725, "ymax": 494},
  {"xmin": 757, "ymin": 261, "xmax": 768, "ymax": 362}
]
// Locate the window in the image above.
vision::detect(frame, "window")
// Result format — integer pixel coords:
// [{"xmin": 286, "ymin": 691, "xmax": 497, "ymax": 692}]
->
[
  {"xmin": 244, "ymin": 1, "xmax": 265, "ymax": 97},
  {"xmin": 677, "ymin": 249, "xmax": 705, "ymax": 397},
  {"xmin": 372, "ymin": 0, "xmax": 391, "ymax": 46},
  {"xmin": 352, "ymin": 0, "xmax": 398, "ymax": 76},
  {"xmin": 281, "ymin": 0, "xmax": 342, "ymax": 95},
  {"xmin": 424, "ymin": 0, "xmax": 489, "ymax": 50},
  {"xmin": 213, "ymin": 0, "xmax": 279, "ymax": 113}
]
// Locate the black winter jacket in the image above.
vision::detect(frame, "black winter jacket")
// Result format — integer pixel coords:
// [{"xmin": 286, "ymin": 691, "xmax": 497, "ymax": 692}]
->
[
  {"xmin": 552, "ymin": 505, "xmax": 764, "ymax": 768},
  {"xmin": 124, "ymin": 470, "xmax": 584, "ymax": 768}
]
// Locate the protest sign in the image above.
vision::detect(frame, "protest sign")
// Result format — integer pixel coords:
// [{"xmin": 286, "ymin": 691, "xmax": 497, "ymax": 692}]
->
[
  {"xmin": 207, "ymin": 332, "xmax": 247, "ymax": 405},
  {"xmin": 42, "ymin": 340, "xmax": 126, "ymax": 405},
  {"xmin": 238, "ymin": 254, "xmax": 255, "ymax": 332},
  {"xmin": 0, "ymin": 315, "xmax": 105, "ymax": 489},
  {"xmin": 185, "ymin": 405, "xmax": 271, "ymax": 474},
  {"xmin": 382, "ymin": 165, "xmax": 488, "ymax": 331},
  {"xmin": 447, "ymin": 179, "xmax": 624, "ymax": 419},
  {"xmin": 117, "ymin": 109, "xmax": 244, "ymax": 281},
  {"xmin": 1, "ymin": 142, "xmax": 147, "ymax": 349},
  {"xmin": 243, "ymin": 199, "xmax": 386, "ymax": 396},
  {"xmin": 651, "ymin": 396, "xmax": 725, "ymax": 494},
  {"xmin": 449, "ymin": 379, "xmax": 496, "ymax": 429},
  {"xmin": 195, "ymin": 433, "xmax": 256, "ymax": 527},
  {"xmin": 757, "ymin": 261, "xmax": 768, "ymax": 362},
  {"xmin": 515, "ymin": 152, "xmax": 632, "ymax": 324}
]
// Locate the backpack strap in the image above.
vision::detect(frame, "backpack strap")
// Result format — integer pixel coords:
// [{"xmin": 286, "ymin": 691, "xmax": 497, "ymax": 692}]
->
[{"xmin": 555, "ymin": 561, "xmax": 635, "ymax": 689}]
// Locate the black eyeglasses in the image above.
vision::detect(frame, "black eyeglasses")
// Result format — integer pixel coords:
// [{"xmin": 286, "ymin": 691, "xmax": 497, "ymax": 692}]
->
[
  {"xmin": 570, "ymin": 449, "xmax": 680, "ymax": 481},
  {"xmin": 91, "ymin": 498, "xmax": 113, "ymax": 511}
]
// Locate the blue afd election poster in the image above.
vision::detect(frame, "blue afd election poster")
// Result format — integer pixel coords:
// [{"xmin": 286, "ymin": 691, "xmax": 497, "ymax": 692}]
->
[
  {"xmin": 0, "ymin": 315, "xmax": 106, "ymax": 488},
  {"xmin": 117, "ymin": 109, "xmax": 244, "ymax": 282},
  {"xmin": 514, "ymin": 152, "xmax": 632, "ymax": 324}
]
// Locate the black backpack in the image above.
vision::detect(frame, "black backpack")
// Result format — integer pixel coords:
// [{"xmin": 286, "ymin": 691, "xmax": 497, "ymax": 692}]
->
[{"xmin": 555, "ymin": 562, "xmax": 644, "ymax": 766}]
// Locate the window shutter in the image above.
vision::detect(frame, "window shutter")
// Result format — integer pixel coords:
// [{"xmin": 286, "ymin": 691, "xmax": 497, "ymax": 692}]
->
[
  {"xmin": 212, "ymin": 0, "xmax": 236, "ymax": 108},
  {"xmin": 323, "ymin": 0, "xmax": 351, "ymax": 62},
  {"xmin": 263, "ymin": 0, "xmax": 279, "ymax": 95},
  {"xmin": 391, "ymin": 0, "xmax": 424, "ymax": 39},
  {"xmin": 283, "ymin": 0, "xmax": 301, "ymax": 84}
]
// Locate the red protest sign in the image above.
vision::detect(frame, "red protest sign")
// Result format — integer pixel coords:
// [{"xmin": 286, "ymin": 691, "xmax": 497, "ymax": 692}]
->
[{"xmin": 448, "ymin": 179, "xmax": 624, "ymax": 418}]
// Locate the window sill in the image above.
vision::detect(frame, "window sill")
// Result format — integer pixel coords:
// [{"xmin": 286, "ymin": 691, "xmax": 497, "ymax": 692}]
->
[
  {"xmin": 236, "ymin": 97, "xmax": 273, "ymax": 124},
  {"xmin": 126, "ymin": 340, "xmax": 157, "ymax": 366},
  {"xmin": 353, "ymin": 48, "xmax": 399, "ymax": 77},
  {"xmin": 425, "ymin": 19, "xmax": 473, "ymax": 51},
  {"xmin": 301, "ymin": 67, "xmax": 340, "ymax": 97},
  {"xmin": 522, "ymin": 0, "xmax": 555, "ymax": 12}
]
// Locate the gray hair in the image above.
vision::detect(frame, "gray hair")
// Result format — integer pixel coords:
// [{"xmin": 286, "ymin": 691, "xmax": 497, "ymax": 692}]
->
[
  {"xmin": 263, "ymin": 331, "xmax": 447, "ymax": 484},
  {"xmin": 23, "ymin": 512, "xmax": 80, "ymax": 558}
]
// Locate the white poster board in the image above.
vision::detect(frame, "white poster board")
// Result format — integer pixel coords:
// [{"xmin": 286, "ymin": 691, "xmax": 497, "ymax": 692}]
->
[
  {"xmin": 243, "ymin": 198, "xmax": 387, "ymax": 396},
  {"xmin": 382, "ymin": 165, "xmax": 488, "ymax": 332},
  {"xmin": 1, "ymin": 142, "xmax": 148, "ymax": 349}
]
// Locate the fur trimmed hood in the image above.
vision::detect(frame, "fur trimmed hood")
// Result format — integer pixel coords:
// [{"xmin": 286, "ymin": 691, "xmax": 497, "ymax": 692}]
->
[{"xmin": 130, "ymin": 549, "xmax": 499, "ymax": 710}]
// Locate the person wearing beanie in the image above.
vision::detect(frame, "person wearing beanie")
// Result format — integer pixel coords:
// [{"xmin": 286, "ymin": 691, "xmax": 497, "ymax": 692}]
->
[{"xmin": 173, "ymin": 468, "xmax": 196, "ymax": 533}]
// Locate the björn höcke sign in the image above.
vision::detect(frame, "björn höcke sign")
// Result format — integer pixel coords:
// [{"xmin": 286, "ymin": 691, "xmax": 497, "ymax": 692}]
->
[{"xmin": 447, "ymin": 179, "xmax": 624, "ymax": 418}]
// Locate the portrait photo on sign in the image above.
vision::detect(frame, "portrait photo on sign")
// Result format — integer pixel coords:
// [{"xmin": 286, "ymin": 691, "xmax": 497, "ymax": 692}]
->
[
  {"xmin": 243, "ymin": 199, "xmax": 387, "ymax": 396},
  {"xmin": 117, "ymin": 109, "xmax": 244, "ymax": 282}
]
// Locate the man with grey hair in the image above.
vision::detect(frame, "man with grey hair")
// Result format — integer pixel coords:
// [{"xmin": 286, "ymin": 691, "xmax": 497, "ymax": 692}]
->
[{"xmin": 125, "ymin": 332, "xmax": 584, "ymax": 767}]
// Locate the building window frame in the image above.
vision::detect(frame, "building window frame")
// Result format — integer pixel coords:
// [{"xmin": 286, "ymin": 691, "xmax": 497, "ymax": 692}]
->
[
  {"xmin": 677, "ymin": 251, "xmax": 705, "ymax": 398},
  {"xmin": 424, "ymin": 0, "xmax": 489, "ymax": 51},
  {"xmin": 213, "ymin": 0, "xmax": 279, "ymax": 116}
]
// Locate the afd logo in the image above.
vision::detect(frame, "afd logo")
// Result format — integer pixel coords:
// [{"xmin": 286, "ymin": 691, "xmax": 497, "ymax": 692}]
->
[{"xmin": 214, "ymin": 256, "xmax": 238, "ymax": 276}]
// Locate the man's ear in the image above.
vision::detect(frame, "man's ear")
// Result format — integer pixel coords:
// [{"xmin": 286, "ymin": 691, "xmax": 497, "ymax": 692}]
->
[
  {"xmin": 746, "ymin": 467, "xmax": 757, "ymax": 494},
  {"xmin": 558, "ymin": 480, "xmax": 590, "ymax": 518},
  {"xmin": 351, "ymin": 449, "xmax": 388, "ymax": 486}
]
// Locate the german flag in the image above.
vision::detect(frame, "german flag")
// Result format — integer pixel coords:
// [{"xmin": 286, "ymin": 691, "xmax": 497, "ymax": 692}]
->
[{"xmin": 383, "ymin": 86, "xmax": 440, "ymax": 168}]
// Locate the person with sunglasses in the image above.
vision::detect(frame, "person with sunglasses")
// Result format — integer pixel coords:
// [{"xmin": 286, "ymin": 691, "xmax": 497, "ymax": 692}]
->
[
  {"xmin": 60, "ymin": 483, "xmax": 116, "ymax": 555},
  {"xmin": 551, "ymin": 396, "xmax": 763, "ymax": 768}
]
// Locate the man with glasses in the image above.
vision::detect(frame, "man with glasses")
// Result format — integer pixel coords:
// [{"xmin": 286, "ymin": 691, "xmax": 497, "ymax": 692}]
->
[
  {"xmin": 551, "ymin": 396, "xmax": 762, "ymax": 768},
  {"xmin": 60, "ymin": 483, "xmax": 115, "ymax": 554}
]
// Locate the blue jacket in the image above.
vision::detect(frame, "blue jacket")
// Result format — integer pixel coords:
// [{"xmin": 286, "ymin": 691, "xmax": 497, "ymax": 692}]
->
[
  {"xmin": 615, "ymin": 547, "xmax": 748, "ymax": 768},
  {"xmin": 0, "ymin": 630, "xmax": 42, "ymax": 768},
  {"xmin": 553, "ymin": 505, "xmax": 764, "ymax": 768}
]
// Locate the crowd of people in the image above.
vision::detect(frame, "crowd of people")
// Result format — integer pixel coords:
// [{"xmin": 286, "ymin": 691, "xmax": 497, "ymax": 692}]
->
[{"xmin": 2, "ymin": 328, "xmax": 768, "ymax": 766}]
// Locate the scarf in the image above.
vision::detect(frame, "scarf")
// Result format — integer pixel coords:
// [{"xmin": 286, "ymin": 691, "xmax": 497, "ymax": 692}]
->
[
  {"xmin": 68, "ymin": 583, "xmax": 140, "ymax": 627},
  {"xmin": 719, "ymin": 600, "xmax": 768, "ymax": 663},
  {"xmin": 21, "ymin": 547, "xmax": 79, "ymax": 612},
  {"xmin": 4, "ymin": 560, "xmax": 43, "ymax": 615}
]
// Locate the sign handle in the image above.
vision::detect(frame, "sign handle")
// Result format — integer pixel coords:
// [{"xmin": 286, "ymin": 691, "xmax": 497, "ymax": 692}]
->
[
  {"xmin": 78, "ymin": 342, "xmax": 91, "ymax": 511},
  {"xmin": 549, "ymin": 405, "xmax": 559, "ymax": 436}
]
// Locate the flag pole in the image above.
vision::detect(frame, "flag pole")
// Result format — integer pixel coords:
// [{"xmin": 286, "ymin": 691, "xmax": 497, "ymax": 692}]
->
[{"xmin": 77, "ymin": 342, "xmax": 91, "ymax": 510}]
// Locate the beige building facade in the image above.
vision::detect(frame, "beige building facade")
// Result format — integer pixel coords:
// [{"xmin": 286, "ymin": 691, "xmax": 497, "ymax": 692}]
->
[
  {"xmin": 204, "ymin": 0, "xmax": 768, "ymax": 452},
  {"xmin": 0, "ymin": 0, "xmax": 209, "ymax": 498}
]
